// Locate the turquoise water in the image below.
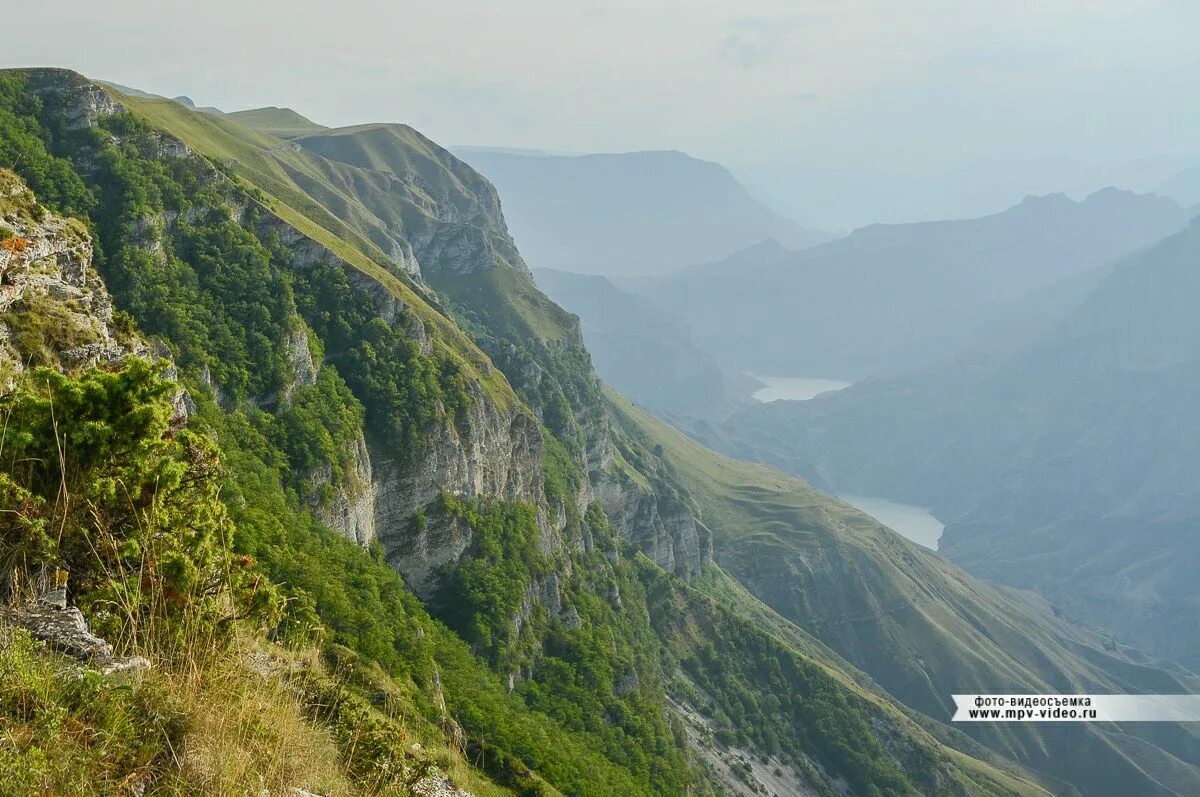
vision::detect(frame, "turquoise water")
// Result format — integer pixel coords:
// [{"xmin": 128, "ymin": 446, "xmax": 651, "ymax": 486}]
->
[
  {"xmin": 839, "ymin": 494, "xmax": 944, "ymax": 550},
  {"xmin": 751, "ymin": 376, "xmax": 852, "ymax": 402}
]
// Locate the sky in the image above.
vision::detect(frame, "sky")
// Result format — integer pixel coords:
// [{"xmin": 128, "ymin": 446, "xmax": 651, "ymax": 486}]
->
[{"xmin": 5, "ymin": 0, "xmax": 1200, "ymax": 228}]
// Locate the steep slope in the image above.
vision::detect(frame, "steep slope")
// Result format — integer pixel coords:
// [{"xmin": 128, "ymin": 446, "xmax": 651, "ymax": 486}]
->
[
  {"xmin": 0, "ymin": 67, "xmax": 1054, "ymax": 797},
  {"xmin": 534, "ymin": 267, "xmax": 743, "ymax": 420},
  {"xmin": 638, "ymin": 190, "xmax": 1192, "ymax": 379},
  {"xmin": 608, "ymin": 391, "xmax": 1200, "ymax": 797},
  {"xmin": 708, "ymin": 215, "xmax": 1200, "ymax": 669},
  {"xmin": 0, "ymin": 68, "xmax": 688, "ymax": 796},
  {"xmin": 454, "ymin": 147, "xmax": 828, "ymax": 276},
  {"xmin": 0, "ymin": 168, "xmax": 548, "ymax": 797}
]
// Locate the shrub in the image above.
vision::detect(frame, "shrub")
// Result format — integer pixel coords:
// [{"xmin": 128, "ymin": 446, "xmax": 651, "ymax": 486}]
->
[
  {"xmin": 0, "ymin": 359, "xmax": 281, "ymax": 652},
  {"xmin": 0, "ymin": 626, "xmax": 184, "ymax": 795}
]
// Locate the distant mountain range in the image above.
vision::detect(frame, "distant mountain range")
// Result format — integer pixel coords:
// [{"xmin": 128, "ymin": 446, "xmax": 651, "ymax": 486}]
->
[
  {"xmin": 633, "ymin": 188, "xmax": 1194, "ymax": 379},
  {"xmin": 534, "ymin": 268, "xmax": 745, "ymax": 420},
  {"xmin": 453, "ymin": 147, "xmax": 829, "ymax": 276},
  {"xmin": 6, "ymin": 69, "xmax": 1200, "ymax": 796},
  {"xmin": 1159, "ymin": 165, "xmax": 1200, "ymax": 208},
  {"xmin": 705, "ymin": 215, "xmax": 1200, "ymax": 667}
]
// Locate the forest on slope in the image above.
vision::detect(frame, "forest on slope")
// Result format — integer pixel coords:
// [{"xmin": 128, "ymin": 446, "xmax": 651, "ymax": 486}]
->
[{"xmin": 1, "ymin": 67, "xmax": 1197, "ymax": 797}]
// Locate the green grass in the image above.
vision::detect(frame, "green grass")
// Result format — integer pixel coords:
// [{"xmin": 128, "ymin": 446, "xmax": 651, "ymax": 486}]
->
[
  {"xmin": 430, "ymin": 260, "xmax": 578, "ymax": 346},
  {"xmin": 11, "ymin": 68, "xmax": 1194, "ymax": 797},
  {"xmin": 292, "ymin": 122, "xmax": 495, "ymax": 208},
  {"xmin": 106, "ymin": 88, "xmax": 518, "ymax": 412},
  {"xmin": 223, "ymin": 106, "xmax": 330, "ymax": 138},
  {"xmin": 278, "ymin": 118, "xmax": 581, "ymax": 350},
  {"xmin": 606, "ymin": 388, "xmax": 1200, "ymax": 796},
  {"xmin": 0, "ymin": 627, "xmax": 181, "ymax": 796}
]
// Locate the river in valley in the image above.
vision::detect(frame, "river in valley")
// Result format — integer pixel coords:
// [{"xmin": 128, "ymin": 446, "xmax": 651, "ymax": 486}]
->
[
  {"xmin": 746, "ymin": 376, "xmax": 942, "ymax": 549},
  {"xmin": 750, "ymin": 375, "xmax": 852, "ymax": 402},
  {"xmin": 838, "ymin": 494, "xmax": 944, "ymax": 550}
]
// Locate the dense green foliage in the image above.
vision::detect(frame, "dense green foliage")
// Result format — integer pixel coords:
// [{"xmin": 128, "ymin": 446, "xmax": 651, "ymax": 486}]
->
[
  {"xmin": 88, "ymin": 113, "xmax": 294, "ymax": 402},
  {"xmin": 435, "ymin": 495, "xmax": 548, "ymax": 664},
  {"xmin": 0, "ymin": 360, "xmax": 276, "ymax": 644},
  {"xmin": 1, "ymin": 73, "xmax": 466, "ymax": 460},
  {"xmin": 274, "ymin": 365, "xmax": 364, "ymax": 488},
  {"xmin": 430, "ymin": 489, "xmax": 695, "ymax": 794},
  {"xmin": 0, "ymin": 86, "xmax": 295, "ymax": 403},
  {"xmin": 292, "ymin": 262, "xmax": 470, "ymax": 454},
  {"xmin": 520, "ymin": 518, "xmax": 693, "ymax": 795},
  {"xmin": 0, "ymin": 74, "xmax": 94, "ymax": 218}
]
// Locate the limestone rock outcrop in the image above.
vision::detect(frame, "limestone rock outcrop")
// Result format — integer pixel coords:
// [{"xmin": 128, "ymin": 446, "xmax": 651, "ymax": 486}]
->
[{"xmin": 0, "ymin": 170, "xmax": 151, "ymax": 390}]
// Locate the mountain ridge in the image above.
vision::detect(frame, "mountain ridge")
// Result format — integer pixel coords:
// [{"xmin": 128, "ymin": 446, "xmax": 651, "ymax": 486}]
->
[
  {"xmin": 635, "ymin": 185, "xmax": 1191, "ymax": 379},
  {"xmin": 453, "ymin": 146, "xmax": 829, "ymax": 277},
  {"xmin": 3, "ymin": 66, "xmax": 1197, "ymax": 797},
  {"xmin": 703, "ymin": 213, "xmax": 1200, "ymax": 670}
]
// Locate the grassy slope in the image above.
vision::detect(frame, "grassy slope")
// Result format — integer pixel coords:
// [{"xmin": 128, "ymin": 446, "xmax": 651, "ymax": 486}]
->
[
  {"xmin": 607, "ymin": 389, "xmax": 1200, "ymax": 797},
  {"xmin": 95, "ymin": 83, "xmax": 1185, "ymax": 796},
  {"xmin": 223, "ymin": 106, "xmax": 330, "ymax": 138},
  {"xmin": 286, "ymin": 122, "xmax": 578, "ymax": 346},
  {"xmin": 108, "ymin": 90, "xmax": 517, "ymax": 411},
  {"xmin": 294, "ymin": 124, "xmax": 489, "ymax": 199}
]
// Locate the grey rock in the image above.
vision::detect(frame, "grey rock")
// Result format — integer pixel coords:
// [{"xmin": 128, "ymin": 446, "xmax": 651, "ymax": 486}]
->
[
  {"xmin": 25, "ymin": 69, "xmax": 122, "ymax": 130},
  {"xmin": 374, "ymin": 387, "xmax": 545, "ymax": 597},
  {"xmin": 594, "ymin": 469, "xmax": 712, "ymax": 577},
  {"xmin": 10, "ymin": 604, "xmax": 113, "ymax": 662},
  {"xmin": 560, "ymin": 605, "xmax": 582, "ymax": 630},
  {"xmin": 308, "ymin": 431, "xmax": 377, "ymax": 545},
  {"xmin": 0, "ymin": 172, "xmax": 154, "ymax": 390},
  {"xmin": 411, "ymin": 767, "xmax": 475, "ymax": 797},
  {"xmin": 102, "ymin": 656, "xmax": 152, "ymax": 678},
  {"xmin": 279, "ymin": 323, "xmax": 319, "ymax": 404},
  {"xmin": 614, "ymin": 668, "xmax": 640, "ymax": 696}
]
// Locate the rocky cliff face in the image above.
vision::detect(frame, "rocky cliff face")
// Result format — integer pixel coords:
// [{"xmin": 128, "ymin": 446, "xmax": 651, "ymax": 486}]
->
[
  {"xmin": 308, "ymin": 431, "xmax": 377, "ymax": 546},
  {"xmin": 23, "ymin": 68, "xmax": 710, "ymax": 611},
  {"xmin": 593, "ymin": 469, "xmax": 712, "ymax": 577},
  {"xmin": 245, "ymin": 198, "xmax": 548, "ymax": 559},
  {"xmin": 19, "ymin": 71, "xmax": 548, "ymax": 586},
  {"xmin": 0, "ymin": 170, "xmax": 148, "ymax": 388},
  {"xmin": 292, "ymin": 123, "xmax": 530, "ymax": 282},
  {"xmin": 374, "ymin": 392, "xmax": 546, "ymax": 597}
]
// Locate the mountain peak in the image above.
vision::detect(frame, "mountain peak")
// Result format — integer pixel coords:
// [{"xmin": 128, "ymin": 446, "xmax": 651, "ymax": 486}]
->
[
  {"xmin": 455, "ymin": 147, "xmax": 828, "ymax": 275},
  {"xmin": 1083, "ymin": 184, "xmax": 1181, "ymax": 211},
  {"xmin": 224, "ymin": 106, "xmax": 328, "ymax": 137},
  {"xmin": 1017, "ymin": 191, "xmax": 1073, "ymax": 208}
]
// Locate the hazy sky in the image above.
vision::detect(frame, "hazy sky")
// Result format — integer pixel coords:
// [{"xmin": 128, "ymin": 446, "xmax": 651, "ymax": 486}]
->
[{"xmin": 6, "ymin": 0, "xmax": 1200, "ymax": 227}]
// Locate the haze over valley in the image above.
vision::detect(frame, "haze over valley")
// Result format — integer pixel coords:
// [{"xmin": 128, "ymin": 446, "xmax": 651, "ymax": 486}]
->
[{"xmin": 5, "ymin": 3, "xmax": 1200, "ymax": 796}]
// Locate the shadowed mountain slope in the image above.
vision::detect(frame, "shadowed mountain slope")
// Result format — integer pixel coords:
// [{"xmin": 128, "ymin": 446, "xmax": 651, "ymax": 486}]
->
[
  {"xmin": 455, "ymin": 147, "xmax": 828, "ymax": 277},
  {"xmin": 638, "ymin": 190, "xmax": 1192, "ymax": 379}
]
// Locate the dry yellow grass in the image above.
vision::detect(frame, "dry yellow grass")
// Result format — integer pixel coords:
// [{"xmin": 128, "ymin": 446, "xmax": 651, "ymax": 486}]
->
[{"xmin": 159, "ymin": 638, "xmax": 358, "ymax": 797}]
